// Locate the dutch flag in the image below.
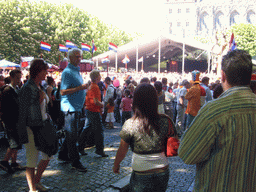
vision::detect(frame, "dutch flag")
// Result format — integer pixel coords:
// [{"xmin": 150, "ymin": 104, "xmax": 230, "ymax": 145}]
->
[
  {"xmin": 66, "ymin": 40, "xmax": 77, "ymax": 48},
  {"xmin": 109, "ymin": 42, "xmax": 118, "ymax": 52},
  {"xmin": 59, "ymin": 44, "xmax": 68, "ymax": 52},
  {"xmin": 92, "ymin": 40, "xmax": 97, "ymax": 53},
  {"xmin": 102, "ymin": 56, "xmax": 110, "ymax": 63},
  {"xmin": 81, "ymin": 43, "xmax": 91, "ymax": 52},
  {"xmin": 122, "ymin": 54, "xmax": 130, "ymax": 64},
  {"xmin": 40, "ymin": 41, "xmax": 51, "ymax": 51}
]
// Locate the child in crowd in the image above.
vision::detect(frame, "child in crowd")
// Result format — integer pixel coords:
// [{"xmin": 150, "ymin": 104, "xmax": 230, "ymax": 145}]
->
[
  {"xmin": 105, "ymin": 97, "xmax": 115, "ymax": 129},
  {"xmin": 120, "ymin": 89, "xmax": 133, "ymax": 126}
]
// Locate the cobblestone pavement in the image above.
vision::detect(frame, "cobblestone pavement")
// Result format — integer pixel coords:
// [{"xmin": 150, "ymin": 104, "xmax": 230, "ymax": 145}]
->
[{"xmin": 0, "ymin": 123, "xmax": 195, "ymax": 192}]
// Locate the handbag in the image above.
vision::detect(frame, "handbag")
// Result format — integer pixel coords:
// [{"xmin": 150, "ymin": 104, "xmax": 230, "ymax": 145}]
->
[
  {"xmin": 32, "ymin": 119, "xmax": 59, "ymax": 157},
  {"xmin": 163, "ymin": 115, "xmax": 180, "ymax": 157}
]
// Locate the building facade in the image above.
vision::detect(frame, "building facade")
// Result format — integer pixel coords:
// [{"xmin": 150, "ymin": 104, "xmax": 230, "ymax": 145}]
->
[{"xmin": 165, "ymin": 0, "xmax": 256, "ymax": 38}]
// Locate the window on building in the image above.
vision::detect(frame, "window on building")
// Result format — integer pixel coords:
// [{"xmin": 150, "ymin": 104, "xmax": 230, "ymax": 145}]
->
[
  {"xmin": 186, "ymin": 22, "xmax": 189, "ymax": 27},
  {"xmin": 169, "ymin": 8, "xmax": 172, "ymax": 14},
  {"xmin": 186, "ymin": 8, "xmax": 190, "ymax": 13},
  {"xmin": 178, "ymin": 9, "xmax": 181, "ymax": 13},
  {"xmin": 177, "ymin": 22, "xmax": 181, "ymax": 27}
]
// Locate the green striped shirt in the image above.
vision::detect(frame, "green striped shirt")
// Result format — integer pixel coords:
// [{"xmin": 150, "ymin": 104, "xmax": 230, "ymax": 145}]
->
[{"xmin": 178, "ymin": 86, "xmax": 256, "ymax": 192}]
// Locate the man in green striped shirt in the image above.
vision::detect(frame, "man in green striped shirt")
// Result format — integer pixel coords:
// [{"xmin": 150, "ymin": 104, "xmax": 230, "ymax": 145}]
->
[{"xmin": 179, "ymin": 49, "xmax": 256, "ymax": 192}]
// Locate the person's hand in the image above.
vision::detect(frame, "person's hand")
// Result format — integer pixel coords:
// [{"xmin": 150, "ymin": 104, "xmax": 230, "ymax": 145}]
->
[
  {"xmin": 80, "ymin": 83, "xmax": 88, "ymax": 90},
  {"xmin": 113, "ymin": 164, "xmax": 120, "ymax": 174}
]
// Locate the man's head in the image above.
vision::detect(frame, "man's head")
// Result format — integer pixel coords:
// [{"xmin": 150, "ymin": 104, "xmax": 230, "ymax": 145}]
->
[
  {"xmin": 182, "ymin": 80, "xmax": 190, "ymax": 89},
  {"xmin": 221, "ymin": 49, "xmax": 252, "ymax": 87},
  {"xmin": 90, "ymin": 70, "xmax": 101, "ymax": 83},
  {"xmin": 105, "ymin": 77, "xmax": 111, "ymax": 85},
  {"xmin": 68, "ymin": 48, "xmax": 82, "ymax": 66},
  {"xmin": 10, "ymin": 69, "xmax": 22, "ymax": 86},
  {"xmin": 201, "ymin": 77, "xmax": 210, "ymax": 86}
]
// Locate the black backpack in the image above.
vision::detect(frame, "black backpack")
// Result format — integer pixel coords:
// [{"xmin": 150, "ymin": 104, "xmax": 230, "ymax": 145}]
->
[{"xmin": 112, "ymin": 86, "xmax": 117, "ymax": 100}]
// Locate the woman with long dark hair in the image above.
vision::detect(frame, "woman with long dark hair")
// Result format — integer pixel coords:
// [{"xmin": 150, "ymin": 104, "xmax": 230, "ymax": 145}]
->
[{"xmin": 113, "ymin": 83, "xmax": 175, "ymax": 192}]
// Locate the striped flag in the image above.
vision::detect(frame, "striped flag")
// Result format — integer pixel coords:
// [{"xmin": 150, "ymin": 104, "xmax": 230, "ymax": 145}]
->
[
  {"xmin": 66, "ymin": 40, "xmax": 77, "ymax": 48},
  {"xmin": 229, "ymin": 33, "xmax": 237, "ymax": 51},
  {"xmin": 102, "ymin": 56, "xmax": 110, "ymax": 63},
  {"xmin": 40, "ymin": 41, "xmax": 51, "ymax": 51},
  {"xmin": 81, "ymin": 43, "xmax": 91, "ymax": 52},
  {"xmin": 109, "ymin": 42, "xmax": 118, "ymax": 52},
  {"xmin": 59, "ymin": 44, "xmax": 68, "ymax": 52},
  {"xmin": 138, "ymin": 56, "xmax": 143, "ymax": 62},
  {"xmin": 122, "ymin": 54, "xmax": 130, "ymax": 64},
  {"xmin": 92, "ymin": 40, "xmax": 97, "ymax": 53}
]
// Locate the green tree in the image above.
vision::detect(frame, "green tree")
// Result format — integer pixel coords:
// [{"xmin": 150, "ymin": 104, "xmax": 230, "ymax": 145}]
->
[{"xmin": 0, "ymin": 0, "xmax": 133, "ymax": 64}]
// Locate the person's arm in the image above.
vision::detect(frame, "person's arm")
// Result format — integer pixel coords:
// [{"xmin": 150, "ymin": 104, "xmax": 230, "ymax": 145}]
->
[
  {"xmin": 113, "ymin": 139, "xmax": 129, "ymax": 174},
  {"xmin": 94, "ymin": 97, "xmax": 103, "ymax": 108},
  {"xmin": 60, "ymin": 84, "xmax": 88, "ymax": 96},
  {"xmin": 178, "ymin": 104, "xmax": 216, "ymax": 165}
]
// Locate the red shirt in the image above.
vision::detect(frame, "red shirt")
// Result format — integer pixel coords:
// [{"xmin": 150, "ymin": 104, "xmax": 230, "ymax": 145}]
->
[{"xmin": 86, "ymin": 83, "xmax": 101, "ymax": 112}]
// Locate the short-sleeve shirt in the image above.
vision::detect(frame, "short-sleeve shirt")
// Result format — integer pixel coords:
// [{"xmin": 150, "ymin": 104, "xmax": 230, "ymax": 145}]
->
[
  {"xmin": 60, "ymin": 63, "xmax": 86, "ymax": 112},
  {"xmin": 85, "ymin": 82, "xmax": 101, "ymax": 112},
  {"xmin": 121, "ymin": 97, "xmax": 133, "ymax": 111},
  {"xmin": 119, "ymin": 116, "xmax": 170, "ymax": 154}
]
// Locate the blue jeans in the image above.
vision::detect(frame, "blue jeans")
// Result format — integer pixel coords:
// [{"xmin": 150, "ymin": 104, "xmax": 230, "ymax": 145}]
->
[
  {"xmin": 59, "ymin": 111, "xmax": 82, "ymax": 162},
  {"xmin": 186, "ymin": 114, "xmax": 195, "ymax": 129},
  {"xmin": 130, "ymin": 168, "xmax": 169, "ymax": 192},
  {"xmin": 79, "ymin": 110, "xmax": 104, "ymax": 153}
]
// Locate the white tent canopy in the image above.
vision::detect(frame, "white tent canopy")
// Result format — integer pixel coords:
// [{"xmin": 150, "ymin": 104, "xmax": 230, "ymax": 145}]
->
[{"xmin": 0, "ymin": 60, "xmax": 20, "ymax": 68}]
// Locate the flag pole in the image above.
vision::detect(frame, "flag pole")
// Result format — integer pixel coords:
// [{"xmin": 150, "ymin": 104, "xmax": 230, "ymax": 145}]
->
[
  {"xmin": 115, "ymin": 53, "xmax": 117, "ymax": 72},
  {"xmin": 136, "ymin": 40, "xmax": 138, "ymax": 73},
  {"xmin": 158, "ymin": 35, "xmax": 161, "ymax": 74}
]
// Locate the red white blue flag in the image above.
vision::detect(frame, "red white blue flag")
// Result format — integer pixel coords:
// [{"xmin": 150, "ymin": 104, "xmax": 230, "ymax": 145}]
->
[
  {"xmin": 229, "ymin": 33, "xmax": 237, "ymax": 51},
  {"xmin": 40, "ymin": 41, "xmax": 51, "ymax": 51},
  {"xmin": 81, "ymin": 43, "xmax": 91, "ymax": 52},
  {"xmin": 92, "ymin": 40, "xmax": 97, "ymax": 53},
  {"xmin": 122, "ymin": 54, "xmax": 130, "ymax": 64},
  {"xmin": 109, "ymin": 42, "xmax": 118, "ymax": 52},
  {"xmin": 59, "ymin": 44, "xmax": 68, "ymax": 52},
  {"xmin": 102, "ymin": 56, "xmax": 110, "ymax": 63},
  {"xmin": 66, "ymin": 40, "xmax": 77, "ymax": 48}
]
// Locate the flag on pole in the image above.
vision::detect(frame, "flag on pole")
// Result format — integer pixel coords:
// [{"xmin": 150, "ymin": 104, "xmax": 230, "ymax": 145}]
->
[
  {"xmin": 59, "ymin": 44, "xmax": 68, "ymax": 52},
  {"xmin": 66, "ymin": 40, "xmax": 77, "ymax": 48},
  {"xmin": 92, "ymin": 40, "xmax": 97, "ymax": 53},
  {"xmin": 138, "ymin": 56, "xmax": 143, "ymax": 62},
  {"xmin": 229, "ymin": 33, "xmax": 237, "ymax": 51},
  {"xmin": 102, "ymin": 56, "xmax": 110, "ymax": 63},
  {"xmin": 40, "ymin": 41, "xmax": 51, "ymax": 51},
  {"xmin": 122, "ymin": 54, "xmax": 130, "ymax": 64},
  {"xmin": 109, "ymin": 42, "xmax": 118, "ymax": 52},
  {"xmin": 81, "ymin": 43, "xmax": 91, "ymax": 52}
]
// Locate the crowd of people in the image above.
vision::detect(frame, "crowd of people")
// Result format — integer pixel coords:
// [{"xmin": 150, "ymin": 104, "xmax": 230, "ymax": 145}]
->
[{"xmin": 0, "ymin": 48, "xmax": 255, "ymax": 192}]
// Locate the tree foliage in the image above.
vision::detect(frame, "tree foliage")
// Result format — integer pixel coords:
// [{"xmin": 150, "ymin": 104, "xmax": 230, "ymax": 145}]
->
[
  {"xmin": 230, "ymin": 23, "xmax": 256, "ymax": 57},
  {"xmin": 0, "ymin": 0, "xmax": 133, "ymax": 64}
]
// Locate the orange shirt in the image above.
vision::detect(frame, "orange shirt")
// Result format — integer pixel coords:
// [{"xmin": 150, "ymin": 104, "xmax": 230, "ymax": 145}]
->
[
  {"xmin": 185, "ymin": 84, "xmax": 201, "ymax": 117},
  {"xmin": 86, "ymin": 83, "xmax": 101, "ymax": 112},
  {"xmin": 107, "ymin": 104, "xmax": 114, "ymax": 113}
]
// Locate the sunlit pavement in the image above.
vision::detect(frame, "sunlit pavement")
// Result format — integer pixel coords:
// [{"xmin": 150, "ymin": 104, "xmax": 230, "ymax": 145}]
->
[{"xmin": 0, "ymin": 123, "xmax": 195, "ymax": 192}]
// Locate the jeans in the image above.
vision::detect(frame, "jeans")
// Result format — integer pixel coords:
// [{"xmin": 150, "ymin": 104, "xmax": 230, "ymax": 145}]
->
[
  {"xmin": 129, "ymin": 168, "xmax": 169, "ymax": 192},
  {"xmin": 186, "ymin": 114, "xmax": 195, "ymax": 130},
  {"xmin": 121, "ymin": 111, "xmax": 132, "ymax": 126},
  {"xmin": 175, "ymin": 105, "xmax": 186, "ymax": 134},
  {"xmin": 79, "ymin": 110, "xmax": 104, "ymax": 153},
  {"xmin": 59, "ymin": 111, "xmax": 82, "ymax": 162}
]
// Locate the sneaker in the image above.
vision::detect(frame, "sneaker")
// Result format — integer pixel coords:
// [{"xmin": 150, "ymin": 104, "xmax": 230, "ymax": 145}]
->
[
  {"xmin": 35, "ymin": 182, "xmax": 50, "ymax": 191},
  {"xmin": 72, "ymin": 161, "xmax": 87, "ymax": 172},
  {"xmin": 11, "ymin": 163, "xmax": 26, "ymax": 171},
  {"xmin": 95, "ymin": 151, "xmax": 109, "ymax": 157},
  {"xmin": 0, "ymin": 161, "xmax": 14, "ymax": 174}
]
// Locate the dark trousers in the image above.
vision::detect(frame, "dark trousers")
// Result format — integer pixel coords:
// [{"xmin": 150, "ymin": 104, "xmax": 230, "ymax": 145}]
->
[
  {"xmin": 102, "ymin": 104, "xmax": 108, "ymax": 124},
  {"xmin": 172, "ymin": 101, "xmax": 177, "ymax": 123},
  {"xmin": 78, "ymin": 110, "xmax": 104, "ymax": 153},
  {"xmin": 121, "ymin": 111, "xmax": 132, "ymax": 126},
  {"xmin": 59, "ymin": 111, "xmax": 82, "ymax": 162}
]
